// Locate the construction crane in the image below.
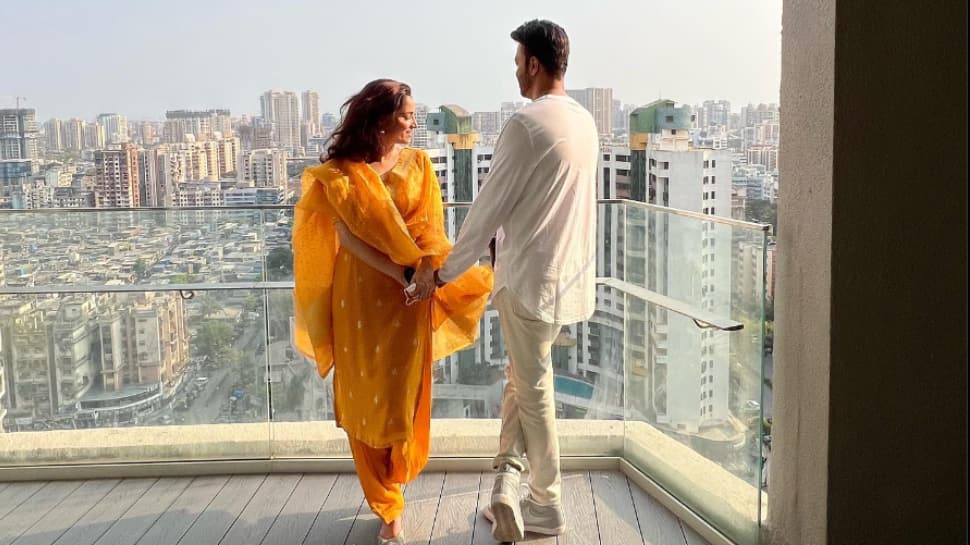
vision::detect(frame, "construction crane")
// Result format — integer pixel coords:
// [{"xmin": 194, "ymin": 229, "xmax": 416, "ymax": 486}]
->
[{"xmin": 0, "ymin": 95, "xmax": 28, "ymax": 109}]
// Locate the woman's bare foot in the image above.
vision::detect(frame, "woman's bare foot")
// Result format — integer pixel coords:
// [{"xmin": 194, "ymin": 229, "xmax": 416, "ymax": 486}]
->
[{"xmin": 379, "ymin": 518, "xmax": 402, "ymax": 539}]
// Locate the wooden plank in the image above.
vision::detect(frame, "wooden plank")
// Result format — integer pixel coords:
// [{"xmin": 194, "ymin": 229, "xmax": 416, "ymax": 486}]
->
[
  {"xmin": 92, "ymin": 477, "xmax": 192, "ymax": 545},
  {"xmin": 559, "ymin": 471, "xmax": 599, "ymax": 545},
  {"xmin": 0, "ymin": 481, "xmax": 83, "ymax": 545},
  {"xmin": 218, "ymin": 474, "xmax": 300, "ymax": 545},
  {"xmin": 134, "ymin": 476, "xmax": 229, "ymax": 545},
  {"xmin": 589, "ymin": 471, "xmax": 642, "ymax": 545},
  {"xmin": 302, "ymin": 473, "xmax": 364, "ymax": 545},
  {"xmin": 51, "ymin": 479, "xmax": 156, "ymax": 545},
  {"xmin": 401, "ymin": 472, "xmax": 444, "ymax": 545},
  {"xmin": 629, "ymin": 482, "xmax": 686, "ymax": 545},
  {"xmin": 429, "ymin": 472, "xmax": 481, "ymax": 545},
  {"xmin": 680, "ymin": 522, "xmax": 711, "ymax": 545},
  {"xmin": 259, "ymin": 474, "xmax": 336, "ymax": 545},
  {"xmin": 0, "ymin": 482, "xmax": 45, "ymax": 520},
  {"xmin": 342, "ymin": 507, "xmax": 380, "ymax": 545},
  {"xmin": 11, "ymin": 480, "xmax": 120, "ymax": 545},
  {"xmin": 175, "ymin": 474, "xmax": 266, "ymax": 545},
  {"xmin": 470, "ymin": 472, "xmax": 493, "ymax": 545}
]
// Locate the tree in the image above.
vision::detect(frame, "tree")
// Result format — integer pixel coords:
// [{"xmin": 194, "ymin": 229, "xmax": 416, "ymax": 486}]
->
[
  {"xmin": 194, "ymin": 320, "xmax": 233, "ymax": 366},
  {"xmin": 133, "ymin": 259, "xmax": 149, "ymax": 278},
  {"xmin": 745, "ymin": 199, "xmax": 778, "ymax": 233},
  {"xmin": 196, "ymin": 294, "xmax": 222, "ymax": 319},
  {"xmin": 266, "ymin": 247, "xmax": 293, "ymax": 281}
]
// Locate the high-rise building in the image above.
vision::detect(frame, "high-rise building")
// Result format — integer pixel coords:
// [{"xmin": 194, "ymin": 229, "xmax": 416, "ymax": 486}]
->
[
  {"xmin": 701, "ymin": 100, "xmax": 732, "ymax": 127},
  {"xmin": 97, "ymin": 113, "xmax": 129, "ymax": 144},
  {"xmin": 0, "ymin": 159, "xmax": 37, "ymax": 200},
  {"xmin": 85, "ymin": 123, "xmax": 106, "ymax": 149},
  {"xmin": 301, "ymin": 90, "xmax": 320, "ymax": 150},
  {"xmin": 163, "ymin": 109, "xmax": 232, "ymax": 143},
  {"xmin": 321, "ymin": 112, "xmax": 338, "ymax": 133},
  {"xmin": 0, "ymin": 109, "xmax": 40, "ymax": 160},
  {"xmin": 472, "ymin": 111, "xmax": 501, "ymax": 135},
  {"xmin": 136, "ymin": 149, "xmax": 163, "ymax": 207},
  {"xmin": 625, "ymin": 99, "xmax": 734, "ymax": 433},
  {"xmin": 45, "ymin": 119, "xmax": 64, "ymax": 153},
  {"xmin": 64, "ymin": 118, "xmax": 85, "ymax": 152},
  {"xmin": 426, "ymin": 105, "xmax": 480, "ymax": 203},
  {"xmin": 238, "ymin": 148, "xmax": 287, "ymax": 188},
  {"xmin": 411, "ymin": 103, "xmax": 430, "ymax": 149},
  {"xmin": 172, "ymin": 182, "xmax": 225, "ymax": 207},
  {"xmin": 745, "ymin": 145, "xmax": 779, "ymax": 172},
  {"xmin": 500, "ymin": 102, "xmax": 526, "ymax": 128},
  {"xmin": 260, "ymin": 90, "xmax": 301, "ymax": 152},
  {"xmin": 740, "ymin": 103, "xmax": 779, "ymax": 127},
  {"xmin": 94, "ymin": 145, "xmax": 141, "ymax": 208},
  {"xmin": 567, "ymin": 88, "xmax": 614, "ymax": 136}
]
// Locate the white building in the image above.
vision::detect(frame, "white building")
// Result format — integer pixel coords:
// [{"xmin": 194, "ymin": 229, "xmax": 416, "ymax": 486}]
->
[
  {"xmin": 567, "ymin": 88, "xmax": 614, "ymax": 136},
  {"xmin": 301, "ymin": 91, "xmax": 321, "ymax": 149},
  {"xmin": 260, "ymin": 90, "xmax": 301, "ymax": 153},
  {"xmin": 238, "ymin": 149, "xmax": 287, "ymax": 188},
  {"xmin": 97, "ymin": 113, "xmax": 129, "ymax": 144}
]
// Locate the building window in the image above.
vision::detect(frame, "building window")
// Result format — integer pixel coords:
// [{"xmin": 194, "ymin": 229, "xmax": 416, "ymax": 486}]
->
[
  {"xmin": 711, "ymin": 207, "xmax": 716, "ymax": 215},
  {"xmin": 712, "ymin": 160, "xmax": 717, "ymax": 167},
  {"xmin": 711, "ymin": 191, "xmax": 716, "ymax": 198},
  {"xmin": 703, "ymin": 176, "xmax": 709, "ymax": 184},
  {"xmin": 671, "ymin": 129, "xmax": 678, "ymax": 135},
  {"xmin": 704, "ymin": 160, "xmax": 709, "ymax": 168},
  {"xmin": 603, "ymin": 154, "xmax": 610, "ymax": 160},
  {"xmin": 665, "ymin": 115, "xmax": 674, "ymax": 123},
  {"xmin": 701, "ymin": 376, "xmax": 707, "ymax": 385},
  {"xmin": 711, "ymin": 176, "xmax": 716, "ymax": 184},
  {"xmin": 703, "ymin": 192, "xmax": 709, "ymax": 200},
  {"xmin": 704, "ymin": 208, "xmax": 710, "ymax": 214},
  {"xmin": 663, "ymin": 162, "xmax": 670, "ymax": 170}
]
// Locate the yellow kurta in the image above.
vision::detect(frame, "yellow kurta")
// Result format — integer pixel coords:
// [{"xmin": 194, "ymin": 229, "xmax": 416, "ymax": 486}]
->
[{"xmin": 292, "ymin": 147, "xmax": 492, "ymax": 480}]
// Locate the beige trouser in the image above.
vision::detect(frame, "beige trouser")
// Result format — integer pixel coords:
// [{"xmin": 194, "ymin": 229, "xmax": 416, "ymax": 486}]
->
[{"xmin": 492, "ymin": 288, "xmax": 563, "ymax": 506}]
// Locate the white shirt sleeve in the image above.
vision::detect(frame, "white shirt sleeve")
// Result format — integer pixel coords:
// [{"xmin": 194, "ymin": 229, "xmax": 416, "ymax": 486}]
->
[{"xmin": 438, "ymin": 117, "xmax": 536, "ymax": 283}]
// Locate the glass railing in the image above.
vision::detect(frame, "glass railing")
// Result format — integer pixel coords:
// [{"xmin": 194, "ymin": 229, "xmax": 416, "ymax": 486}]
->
[{"xmin": 0, "ymin": 201, "xmax": 768, "ymax": 544}]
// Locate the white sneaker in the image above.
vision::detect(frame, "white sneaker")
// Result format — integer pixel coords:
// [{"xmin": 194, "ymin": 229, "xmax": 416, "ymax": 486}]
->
[
  {"xmin": 489, "ymin": 464, "xmax": 524, "ymax": 542},
  {"xmin": 482, "ymin": 496, "xmax": 566, "ymax": 537}
]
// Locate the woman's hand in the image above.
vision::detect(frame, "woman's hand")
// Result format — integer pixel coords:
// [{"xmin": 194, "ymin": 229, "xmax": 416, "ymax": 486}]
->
[{"xmin": 411, "ymin": 258, "xmax": 436, "ymax": 301}]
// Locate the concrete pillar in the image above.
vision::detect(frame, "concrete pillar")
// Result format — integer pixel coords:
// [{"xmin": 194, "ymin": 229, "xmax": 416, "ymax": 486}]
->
[{"xmin": 771, "ymin": 1, "xmax": 966, "ymax": 544}]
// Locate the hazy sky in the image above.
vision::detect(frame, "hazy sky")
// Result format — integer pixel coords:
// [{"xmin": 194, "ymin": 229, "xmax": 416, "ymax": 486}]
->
[{"xmin": 1, "ymin": 0, "xmax": 782, "ymax": 120}]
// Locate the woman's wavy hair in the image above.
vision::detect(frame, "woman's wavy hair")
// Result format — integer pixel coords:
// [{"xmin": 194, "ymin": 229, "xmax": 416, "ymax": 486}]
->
[{"xmin": 323, "ymin": 79, "xmax": 412, "ymax": 163}]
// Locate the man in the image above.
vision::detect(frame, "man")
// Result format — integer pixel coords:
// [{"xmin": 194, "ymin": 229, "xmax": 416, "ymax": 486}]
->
[{"xmin": 432, "ymin": 19, "xmax": 599, "ymax": 542}]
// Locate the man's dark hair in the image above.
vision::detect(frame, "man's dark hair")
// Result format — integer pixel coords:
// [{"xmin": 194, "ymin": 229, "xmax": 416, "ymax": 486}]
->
[{"xmin": 510, "ymin": 19, "xmax": 569, "ymax": 78}]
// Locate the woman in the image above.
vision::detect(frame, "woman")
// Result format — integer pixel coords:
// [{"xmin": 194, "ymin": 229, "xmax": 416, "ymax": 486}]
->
[{"xmin": 292, "ymin": 79, "xmax": 492, "ymax": 544}]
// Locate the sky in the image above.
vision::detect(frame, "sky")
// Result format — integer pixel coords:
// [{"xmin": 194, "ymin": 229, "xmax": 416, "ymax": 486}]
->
[{"xmin": 1, "ymin": 0, "xmax": 782, "ymax": 121}]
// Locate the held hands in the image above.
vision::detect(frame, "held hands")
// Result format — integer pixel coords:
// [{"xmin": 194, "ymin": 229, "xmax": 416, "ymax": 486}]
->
[
  {"xmin": 404, "ymin": 260, "xmax": 436, "ymax": 305},
  {"xmin": 404, "ymin": 265, "xmax": 447, "ymax": 306}
]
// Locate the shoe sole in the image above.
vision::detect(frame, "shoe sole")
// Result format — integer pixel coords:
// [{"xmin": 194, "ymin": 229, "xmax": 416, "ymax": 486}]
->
[
  {"xmin": 490, "ymin": 494, "xmax": 525, "ymax": 542},
  {"xmin": 524, "ymin": 523, "xmax": 566, "ymax": 535}
]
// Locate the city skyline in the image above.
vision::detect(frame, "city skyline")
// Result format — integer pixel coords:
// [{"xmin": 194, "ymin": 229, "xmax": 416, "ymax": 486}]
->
[{"xmin": 1, "ymin": 0, "xmax": 782, "ymax": 119}]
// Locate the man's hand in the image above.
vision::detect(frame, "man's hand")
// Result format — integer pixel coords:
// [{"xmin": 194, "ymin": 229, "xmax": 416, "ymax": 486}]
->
[{"xmin": 411, "ymin": 261, "xmax": 436, "ymax": 301}]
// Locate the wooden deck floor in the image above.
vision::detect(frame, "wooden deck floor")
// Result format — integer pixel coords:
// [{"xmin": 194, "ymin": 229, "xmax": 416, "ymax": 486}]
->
[{"xmin": 0, "ymin": 471, "xmax": 711, "ymax": 545}]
